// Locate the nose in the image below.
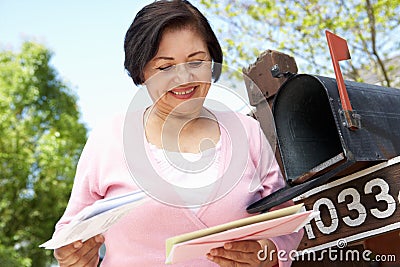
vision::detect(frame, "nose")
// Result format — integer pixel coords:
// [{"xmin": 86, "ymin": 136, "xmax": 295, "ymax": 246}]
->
[{"xmin": 174, "ymin": 63, "xmax": 192, "ymax": 84}]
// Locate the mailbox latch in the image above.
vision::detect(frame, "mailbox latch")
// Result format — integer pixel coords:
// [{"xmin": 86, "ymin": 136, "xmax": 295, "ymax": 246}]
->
[{"xmin": 340, "ymin": 109, "xmax": 362, "ymax": 129}]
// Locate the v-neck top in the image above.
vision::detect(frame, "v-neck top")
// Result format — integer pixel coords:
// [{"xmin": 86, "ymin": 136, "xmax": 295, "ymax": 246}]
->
[{"xmin": 54, "ymin": 109, "xmax": 303, "ymax": 266}]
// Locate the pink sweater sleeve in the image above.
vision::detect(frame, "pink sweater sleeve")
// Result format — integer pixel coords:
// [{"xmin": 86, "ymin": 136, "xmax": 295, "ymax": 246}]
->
[
  {"xmin": 54, "ymin": 124, "xmax": 107, "ymax": 234},
  {"xmin": 250, "ymin": 123, "xmax": 304, "ymax": 267}
]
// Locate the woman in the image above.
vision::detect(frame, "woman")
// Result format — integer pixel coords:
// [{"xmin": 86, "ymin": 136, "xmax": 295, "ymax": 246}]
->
[{"xmin": 53, "ymin": 1, "xmax": 302, "ymax": 266}]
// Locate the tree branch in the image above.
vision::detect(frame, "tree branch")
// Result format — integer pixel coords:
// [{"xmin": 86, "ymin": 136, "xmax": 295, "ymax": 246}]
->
[{"xmin": 365, "ymin": 0, "xmax": 391, "ymax": 87}]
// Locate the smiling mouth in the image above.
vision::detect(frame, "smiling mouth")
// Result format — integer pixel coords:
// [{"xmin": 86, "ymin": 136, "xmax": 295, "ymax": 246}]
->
[
  {"xmin": 169, "ymin": 86, "xmax": 195, "ymax": 95},
  {"xmin": 168, "ymin": 85, "xmax": 198, "ymax": 97}
]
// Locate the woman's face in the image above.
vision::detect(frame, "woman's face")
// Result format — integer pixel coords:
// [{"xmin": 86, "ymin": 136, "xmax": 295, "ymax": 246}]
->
[{"xmin": 143, "ymin": 27, "xmax": 212, "ymax": 117}]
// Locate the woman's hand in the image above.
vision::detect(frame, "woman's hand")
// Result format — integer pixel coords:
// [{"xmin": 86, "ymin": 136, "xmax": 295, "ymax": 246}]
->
[
  {"xmin": 54, "ymin": 234, "xmax": 104, "ymax": 267},
  {"xmin": 207, "ymin": 239, "xmax": 278, "ymax": 267}
]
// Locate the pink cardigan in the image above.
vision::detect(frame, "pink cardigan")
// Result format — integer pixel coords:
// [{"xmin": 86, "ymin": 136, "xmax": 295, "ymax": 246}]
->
[{"xmin": 55, "ymin": 110, "xmax": 303, "ymax": 266}]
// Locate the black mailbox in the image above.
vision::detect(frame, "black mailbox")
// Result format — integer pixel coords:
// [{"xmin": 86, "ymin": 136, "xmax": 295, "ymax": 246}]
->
[
  {"xmin": 275, "ymin": 73, "xmax": 400, "ymax": 183},
  {"xmin": 247, "ymin": 74, "xmax": 400, "ymax": 213}
]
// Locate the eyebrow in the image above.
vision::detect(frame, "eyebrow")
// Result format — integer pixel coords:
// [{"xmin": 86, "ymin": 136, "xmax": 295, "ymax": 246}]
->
[{"xmin": 153, "ymin": 51, "xmax": 207, "ymax": 61}]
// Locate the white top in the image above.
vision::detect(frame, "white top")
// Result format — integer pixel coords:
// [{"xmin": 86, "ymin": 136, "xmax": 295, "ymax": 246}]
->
[{"xmin": 147, "ymin": 140, "xmax": 222, "ymax": 212}]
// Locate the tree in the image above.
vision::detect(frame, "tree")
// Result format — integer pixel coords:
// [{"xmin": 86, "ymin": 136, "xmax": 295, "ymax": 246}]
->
[
  {"xmin": 0, "ymin": 42, "xmax": 87, "ymax": 266},
  {"xmin": 198, "ymin": 0, "xmax": 400, "ymax": 87},
  {"xmin": 0, "ymin": 244, "xmax": 31, "ymax": 267}
]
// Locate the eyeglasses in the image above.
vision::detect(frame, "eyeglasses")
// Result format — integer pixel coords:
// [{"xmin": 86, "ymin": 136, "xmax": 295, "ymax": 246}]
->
[{"xmin": 156, "ymin": 60, "xmax": 212, "ymax": 72}]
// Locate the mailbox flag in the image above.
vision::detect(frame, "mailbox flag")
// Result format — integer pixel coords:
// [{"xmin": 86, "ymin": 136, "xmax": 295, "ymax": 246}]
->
[
  {"xmin": 326, "ymin": 30, "xmax": 351, "ymax": 61},
  {"xmin": 325, "ymin": 30, "xmax": 358, "ymax": 130}
]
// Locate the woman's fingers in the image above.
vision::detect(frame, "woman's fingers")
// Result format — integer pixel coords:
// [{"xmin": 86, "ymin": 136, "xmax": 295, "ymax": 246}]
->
[
  {"xmin": 54, "ymin": 241, "xmax": 83, "ymax": 265},
  {"xmin": 207, "ymin": 240, "xmax": 263, "ymax": 266},
  {"xmin": 224, "ymin": 241, "xmax": 262, "ymax": 252},
  {"xmin": 54, "ymin": 235, "xmax": 104, "ymax": 267}
]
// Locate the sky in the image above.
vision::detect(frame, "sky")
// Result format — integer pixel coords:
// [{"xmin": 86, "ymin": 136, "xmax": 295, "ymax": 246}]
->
[{"xmin": 0, "ymin": 0, "xmax": 167, "ymax": 131}]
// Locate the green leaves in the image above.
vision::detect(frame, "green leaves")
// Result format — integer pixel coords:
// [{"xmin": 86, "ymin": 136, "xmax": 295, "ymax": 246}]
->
[
  {"xmin": 198, "ymin": 0, "xmax": 400, "ymax": 87},
  {"xmin": 0, "ymin": 244, "xmax": 31, "ymax": 267},
  {"xmin": 0, "ymin": 41, "xmax": 87, "ymax": 266}
]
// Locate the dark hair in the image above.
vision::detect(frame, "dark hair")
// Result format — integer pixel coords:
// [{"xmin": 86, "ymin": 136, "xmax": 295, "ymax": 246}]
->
[{"xmin": 124, "ymin": 0, "xmax": 223, "ymax": 85}]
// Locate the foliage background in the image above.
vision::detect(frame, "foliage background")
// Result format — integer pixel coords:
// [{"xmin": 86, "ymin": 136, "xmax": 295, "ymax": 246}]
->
[{"xmin": 0, "ymin": 42, "xmax": 87, "ymax": 266}]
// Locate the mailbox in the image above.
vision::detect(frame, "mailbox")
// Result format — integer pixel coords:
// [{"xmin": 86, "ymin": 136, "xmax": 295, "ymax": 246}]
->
[
  {"xmin": 247, "ymin": 31, "xmax": 400, "ymax": 213},
  {"xmin": 247, "ymin": 74, "xmax": 400, "ymax": 213},
  {"xmin": 275, "ymin": 73, "xmax": 400, "ymax": 183}
]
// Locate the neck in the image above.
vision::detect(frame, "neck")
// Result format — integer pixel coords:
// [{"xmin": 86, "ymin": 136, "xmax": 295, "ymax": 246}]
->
[{"xmin": 144, "ymin": 105, "xmax": 217, "ymax": 152}]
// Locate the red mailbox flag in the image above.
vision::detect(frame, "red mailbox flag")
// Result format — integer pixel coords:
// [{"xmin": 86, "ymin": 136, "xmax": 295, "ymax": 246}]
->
[
  {"xmin": 326, "ymin": 31, "xmax": 351, "ymax": 61},
  {"xmin": 326, "ymin": 30, "xmax": 359, "ymax": 130}
]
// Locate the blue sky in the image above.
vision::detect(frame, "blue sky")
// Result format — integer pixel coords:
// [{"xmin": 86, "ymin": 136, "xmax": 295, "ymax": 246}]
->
[{"xmin": 0, "ymin": 0, "xmax": 157, "ymax": 130}]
